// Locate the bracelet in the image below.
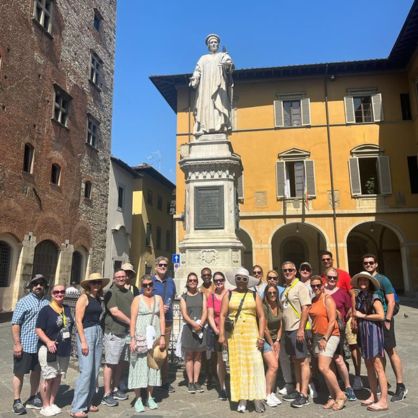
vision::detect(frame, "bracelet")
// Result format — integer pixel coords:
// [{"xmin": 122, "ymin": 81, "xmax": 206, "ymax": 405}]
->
[{"xmin": 257, "ymin": 337, "xmax": 264, "ymax": 342}]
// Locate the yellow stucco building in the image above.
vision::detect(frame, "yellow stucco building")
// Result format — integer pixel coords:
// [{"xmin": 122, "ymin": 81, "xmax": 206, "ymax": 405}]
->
[{"xmin": 152, "ymin": 2, "xmax": 418, "ymax": 294}]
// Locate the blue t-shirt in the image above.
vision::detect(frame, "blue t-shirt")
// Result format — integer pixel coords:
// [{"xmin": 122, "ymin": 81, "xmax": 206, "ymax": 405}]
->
[
  {"xmin": 374, "ymin": 273, "xmax": 395, "ymax": 314},
  {"xmin": 36, "ymin": 305, "xmax": 73, "ymax": 357},
  {"xmin": 151, "ymin": 276, "xmax": 176, "ymax": 322}
]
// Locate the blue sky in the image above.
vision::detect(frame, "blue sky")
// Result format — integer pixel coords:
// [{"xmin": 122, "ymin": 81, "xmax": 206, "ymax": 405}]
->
[{"xmin": 111, "ymin": 0, "xmax": 414, "ymax": 183}]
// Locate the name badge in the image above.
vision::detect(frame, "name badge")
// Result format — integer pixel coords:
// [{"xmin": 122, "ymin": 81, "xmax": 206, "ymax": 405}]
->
[{"xmin": 62, "ymin": 331, "xmax": 70, "ymax": 339}]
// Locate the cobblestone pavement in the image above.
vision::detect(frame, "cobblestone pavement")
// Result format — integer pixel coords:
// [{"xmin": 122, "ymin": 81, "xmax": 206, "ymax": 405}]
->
[{"xmin": 1, "ymin": 298, "xmax": 417, "ymax": 417}]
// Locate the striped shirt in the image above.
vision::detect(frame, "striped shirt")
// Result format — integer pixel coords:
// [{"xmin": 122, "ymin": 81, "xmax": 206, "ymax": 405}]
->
[{"xmin": 11, "ymin": 293, "xmax": 49, "ymax": 353}]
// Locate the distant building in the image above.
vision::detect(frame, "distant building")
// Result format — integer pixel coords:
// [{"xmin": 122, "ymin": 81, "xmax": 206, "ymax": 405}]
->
[
  {"xmin": 151, "ymin": 1, "xmax": 418, "ymax": 294},
  {"xmin": 0, "ymin": 0, "xmax": 117, "ymax": 310},
  {"xmin": 104, "ymin": 160, "xmax": 176, "ymax": 284}
]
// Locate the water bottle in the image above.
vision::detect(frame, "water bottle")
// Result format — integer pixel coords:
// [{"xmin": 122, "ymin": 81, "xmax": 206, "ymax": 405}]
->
[{"xmin": 222, "ymin": 347, "xmax": 228, "ymax": 363}]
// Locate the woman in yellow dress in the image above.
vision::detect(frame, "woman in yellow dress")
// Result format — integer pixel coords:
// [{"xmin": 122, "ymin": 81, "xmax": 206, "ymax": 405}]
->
[{"xmin": 219, "ymin": 267, "xmax": 266, "ymax": 413}]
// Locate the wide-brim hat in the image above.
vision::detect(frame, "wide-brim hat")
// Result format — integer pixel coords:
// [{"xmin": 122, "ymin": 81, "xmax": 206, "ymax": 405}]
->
[
  {"xmin": 121, "ymin": 262, "xmax": 136, "ymax": 275},
  {"xmin": 226, "ymin": 267, "xmax": 259, "ymax": 288},
  {"xmin": 299, "ymin": 261, "xmax": 312, "ymax": 271},
  {"xmin": 147, "ymin": 340, "xmax": 167, "ymax": 370},
  {"xmin": 80, "ymin": 272, "xmax": 110, "ymax": 290},
  {"xmin": 26, "ymin": 274, "xmax": 49, "ymax": 289},
  {"xmin": 351, "ymin": 271, "xmax": 380, "ymax": 290}
]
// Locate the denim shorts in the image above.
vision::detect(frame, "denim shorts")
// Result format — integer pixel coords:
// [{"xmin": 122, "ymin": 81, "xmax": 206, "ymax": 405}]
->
[{"xmin": 263, "ymin": 341, "xmax": 273, "ymax": 353}]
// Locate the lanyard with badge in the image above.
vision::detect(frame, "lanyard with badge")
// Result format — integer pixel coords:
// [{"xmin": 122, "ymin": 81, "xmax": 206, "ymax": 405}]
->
[{"xmin": 51, "ymin": 301, "xmax": 71, "ymax": 340}]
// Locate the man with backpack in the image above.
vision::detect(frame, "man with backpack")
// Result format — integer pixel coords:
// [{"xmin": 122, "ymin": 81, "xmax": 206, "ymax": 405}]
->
[{"xmin": 362, "ymin": 253, "xmax": 407, "ymax": 402}]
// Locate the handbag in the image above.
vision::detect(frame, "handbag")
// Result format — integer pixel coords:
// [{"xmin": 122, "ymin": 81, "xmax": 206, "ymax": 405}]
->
[
  {"xmin": 225, "ymin": 290, "xmax": 248, "ymax": 334},
  {"xmin": 135, "ymin": 296, "xmax": 157, "ymax": 354}
]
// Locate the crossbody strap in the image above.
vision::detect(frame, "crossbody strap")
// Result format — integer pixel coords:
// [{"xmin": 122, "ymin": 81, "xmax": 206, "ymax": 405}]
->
[
  {"xmin": 150, "ymin": 296, "xmax": 157, "ymax": 325},
  {"xmin": 233, "ymin": 290, "xmax": 248, "ymax": 323}
]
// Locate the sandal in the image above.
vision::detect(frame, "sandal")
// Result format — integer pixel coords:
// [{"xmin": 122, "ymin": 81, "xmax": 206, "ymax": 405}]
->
[
  {"xmin": 88, "ymin": 405, "xmax": 99, "ymax": 413},
  {"xmin": 254, "ymin": 400, "xmax": 266, "ymax": 413},
  {"xmin": 367, "ymin": 404, "xmax": 388, "ymax": 412},
  {"xmin": 332, "ymin": 396, "xmax": 347, "ymax": 411},
  {"xmin": 323, "ymin": 398, "xmax": 335, "ymax": 409},
  {"xmin": 361, "ymin": 399, "xmax": 374, "ymax": 406},
  {"xmin": 70, "ymin": 413, "xmax": 88, "ymax": 418}
]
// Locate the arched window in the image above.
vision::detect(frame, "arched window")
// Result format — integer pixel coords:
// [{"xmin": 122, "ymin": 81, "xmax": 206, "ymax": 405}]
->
[
  {"xmin": 51, "ymin": 163, "xmax": 61, "ymax": 185},
  {"xmin": 71, "ymin": 247, "xmax": 88, "ymax": 284},
  {"xmin": 33, "ymin": 240, "xmax": 59, "ymax": 282},
  {"xmin": 0, "ymin": 241, "xmax": 12, "ymax": 287},
  {"xmin": 23, "ymin": 143, "xmax": 34, "ymax": 173}
]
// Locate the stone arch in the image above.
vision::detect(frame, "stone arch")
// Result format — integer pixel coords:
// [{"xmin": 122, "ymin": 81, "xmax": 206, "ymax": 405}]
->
[
  {"xmin": 237, "ymin": 228, "xmax": 253, "ymax": 271},
  {"xmin": 271, "ymin": 222, "xmax": 327, "ymax": 274},
  {"xmin": 346, "ymin": 221, "xmax": 407, "ymax": 292},
  {"xmin": 33, "ymin": 239, "xmax": 60, "ymax": 283}
]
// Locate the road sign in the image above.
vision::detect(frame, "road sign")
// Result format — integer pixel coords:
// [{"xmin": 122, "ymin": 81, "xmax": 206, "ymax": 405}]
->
[{"xmin": 172, "ymin": 253, "xmax": 180, "ymax": 264}]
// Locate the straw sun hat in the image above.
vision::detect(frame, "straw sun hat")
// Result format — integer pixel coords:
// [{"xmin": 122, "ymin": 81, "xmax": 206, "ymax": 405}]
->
[
  {"xmin": 147, "ymin": 340, "xmax": 167, "ymax": 370},
  {"xmin": 80, "ymin": 272, "xmax": 110, "ymax": 290},
  {"xmin": 351, "ymin": 271, "xmax": 380, "ymax": 291},
  {"xmin": 225, "ymin": 267, "xmax": 259, "ymax": 288}
]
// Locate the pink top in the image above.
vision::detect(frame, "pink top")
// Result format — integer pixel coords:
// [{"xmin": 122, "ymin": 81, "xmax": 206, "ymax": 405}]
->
[{"xmin": 207, "ymin": 292, "xmax": 224, "ymax": 328}]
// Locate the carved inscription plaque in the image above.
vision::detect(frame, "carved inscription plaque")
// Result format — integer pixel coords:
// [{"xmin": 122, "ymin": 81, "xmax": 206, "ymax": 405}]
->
[{"xmin": 195, "ymin": 186, "xmax": 224, "ymax": 229}]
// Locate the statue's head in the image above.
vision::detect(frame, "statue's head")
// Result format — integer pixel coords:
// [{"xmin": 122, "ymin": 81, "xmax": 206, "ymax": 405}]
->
[{"xmin": 205, "ymin": 33, "xmax": 220, "ymax": 53}]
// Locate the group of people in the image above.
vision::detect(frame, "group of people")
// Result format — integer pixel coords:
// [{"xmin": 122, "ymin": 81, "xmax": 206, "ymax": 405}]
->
[
  {"xmin": 10, "ymin": 250, "xmax": 408, "ymax": 415},
  {"xmin": 11, "ymin": 257, "xmax": 176, "ymax": 416},
  {"xmin": 177, "ymin": 251, "xmax": 408, "ymax": 413}
]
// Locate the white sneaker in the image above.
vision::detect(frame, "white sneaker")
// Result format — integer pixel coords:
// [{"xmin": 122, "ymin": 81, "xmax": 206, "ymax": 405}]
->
[
  {"xmin": 237, "ymin": 400, "xmax": 247, "ymax": 413},
  {"xmin": 271, "ymin": 393, "xmax": 282, "ymax": 405},
  {"xmin": 50, "ymin": 404, "xmax": 61, "ymax": 414},
  {"xmin": 265, "ymin": 394, "xmax": 279, "ymax": 407},
  {"xmin": 309, "ymin": 382, "xmax": 318, "ymax": 399},
  {"xmin": 40, "ymin": 406, "xmax": 56, "ymax": 417},
  {"xmin": 278, "ymin": 384, "xmax": 294, "ymax": 396},
  {"xmin": 353, "ymin": 376, "xmax": 363, "ymax": 390}
]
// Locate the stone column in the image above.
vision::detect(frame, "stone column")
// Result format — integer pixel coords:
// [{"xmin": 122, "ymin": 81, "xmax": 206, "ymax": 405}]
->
[
  {"xmin": 56, "ymin": 241, "xmax": 74, "ymax": 285},
  {"xmin": 175, "ymin": 133, "xmax": 243, "ymax": 290}
]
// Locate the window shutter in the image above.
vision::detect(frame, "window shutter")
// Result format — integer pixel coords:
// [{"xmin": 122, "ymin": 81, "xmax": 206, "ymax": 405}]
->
[
  {"xmin": 378, "ymin": 156, "xmax": 392, "ymax": 195},
  {"xmin": 237, "ymin": 174, "xmax": 244, "ymax": 200},
  {"xmin": 274, "ymin": 100, "xmax": 284, "ymax": 127},
  {"xmin": 294, "ymin": 161, "xmax": 305, "ymax": 196},
  {"xmin": 301, "ymin": 98, "xmax": 311, "ymax": 126},
  {"xmin": 304, "ymin": 159, "xmax": 316, "ymax": 197},
  {"xmin": 372, "ymin": 93, "xmax": 383, "ymax": 122},
  {"xmin": 276, "ymin": 161, "xmax": 286, "ymax": 198},
  {"xmin": 348, "ymin": 157, "xmax": 361, "ymax": 196},
  {"xmin": 344, "ymin": 96, "xmax": 355, "ymax": 124}
]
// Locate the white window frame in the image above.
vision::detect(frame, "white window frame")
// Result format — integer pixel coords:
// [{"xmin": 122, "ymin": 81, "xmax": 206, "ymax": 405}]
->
[
  {"xmin": 33, "ymin": 0, "xmax": 53, "ymax": 33},
  {"xmin": 348, "ymin": 144, "xmax": 392, "ymax": 197},
  {"xmin": 90, "ymin": 52, "xmax": 102, "ymax": 87},
  {"xmin": 276, "ymin": 148, "xmax": 316, "ymax": 200},
  {"xmin": 344, "ymin": 89, "xmax": 383, "ymax": 124},
  {"xmin": 53, "ymin": 85, "xmax": 70, "ymax": 126},
  {"xmin": 86, "ymin": 115, "xmax": 99, "ymax": 147},
  {"xmin": 274, "ymin": 93, "xmax": 311, "ymax": 128}
]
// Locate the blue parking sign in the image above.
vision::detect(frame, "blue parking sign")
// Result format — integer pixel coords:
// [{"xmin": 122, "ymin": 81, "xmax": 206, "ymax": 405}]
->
[{"xmin": 172, "ymin": 253, "xmax": 180, "ymax": 264}]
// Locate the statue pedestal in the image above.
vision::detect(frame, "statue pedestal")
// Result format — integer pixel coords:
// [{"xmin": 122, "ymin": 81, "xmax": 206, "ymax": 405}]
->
[{"xmin": 175, "ymin": 133, "xmax": 243, "ymax": 291}]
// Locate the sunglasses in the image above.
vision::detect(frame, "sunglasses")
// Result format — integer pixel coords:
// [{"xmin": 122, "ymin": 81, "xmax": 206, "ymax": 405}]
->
[
  {"xmin": 327, "ymin": 275, "xmax": 338, "ymax": 281},
  {"xmin": 267, "ymin": 291, "xmax": 277, "ymax": 296},
  {"xmin": 52, "ymin": 290, "xmax": 65, "ymax": 295},
  {"xmin": 311, "ymin": 284, "xmax": 322, "ymax": 289},
  {"xmin": 363, "ymin": 261, "xmax": 375, "ymax": 265},
  {"xmin": 158, "ymin": 263, "xmax": 168, "ymax": 267},
  {"xmin": 253, "ymin": 270, "xmax": 262, "ymax": 275},
  {"xmin": 32, "ymin": 282, "xmax": 46, "ymax": 287},
  {"xmin": 300, "ymin": 267, "xmax": 311, "ymax": 272},
  {"xmin": 321, "ymin": 258, "xmax": 331, "ymax": 262},
  {"xmin": 282, "ymin": 269, "xmax": 294, "ymax": 273},
  {"xmin": 267, "ymin": 276, "xmax": 278, "ymax": 280},
  {"xmin": 188, "ymin": 279, "xmax": 198, "ymax": 283},
  {"xmin": 236, "ymin": 276, "xmax": 248, "ymax": 282},
  {"xmin": 90, "ymin": 280, "xmax": 102, "ymax": 285},
  {"xmin": 214, "ymin": 279, "xmax": 225, "ymax": 284},
  {"xmin": 142, "ymin": 282, "xmax": 153, "ymax": 288}
]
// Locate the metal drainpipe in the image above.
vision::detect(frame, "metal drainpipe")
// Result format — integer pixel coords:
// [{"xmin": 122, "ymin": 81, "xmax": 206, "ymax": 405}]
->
[{"xmin": 324, "ymin": 64, "xmax": 340, "ymax": 266}]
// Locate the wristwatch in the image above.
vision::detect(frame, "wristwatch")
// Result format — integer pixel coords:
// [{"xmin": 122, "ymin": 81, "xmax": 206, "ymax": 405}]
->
[{"xmin": 384, "ymin": 319, "xmax": 391, "ymax": 323}]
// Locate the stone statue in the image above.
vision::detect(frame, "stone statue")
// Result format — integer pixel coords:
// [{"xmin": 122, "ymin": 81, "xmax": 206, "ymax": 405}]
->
[{"xmin": 189, "ymin": 34, "xmax": 234, "ymax": 136}]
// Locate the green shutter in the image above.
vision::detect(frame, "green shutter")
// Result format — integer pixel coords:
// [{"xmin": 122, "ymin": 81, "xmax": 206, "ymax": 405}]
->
[
  {"xmin": 372, "ymin": 93, "xmax": 383, "ymax": 122},
  {"xmin": 304, "ymin": 159, "xmax": 316, "ymax": 197},
  {"xmin": 301, "ymin": 98, "xmax": 311, "ymax": 126},
  {"xmin": 274, "ymin": 100, "xmax": 284, "ymax": 127},
  {"xmin": 378, "ymin": 156, "xmax": 392, "ymax": 195},
  {"xmin": 276, "ymin": 161, "xmax": 285, "ymax": 198},
  {"xmin": 349, "ymin": 157, "xmax": 361, "ymax": 196},
  {"xmin": 344, "ymin": 96, "xmax": 355, "ymax": 124}
]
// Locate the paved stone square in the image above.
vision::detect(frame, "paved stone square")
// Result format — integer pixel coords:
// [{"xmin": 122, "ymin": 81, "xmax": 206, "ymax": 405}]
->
[{"xmin": 1, "ymin": 299, "xmax": 417, "ymax": 417}]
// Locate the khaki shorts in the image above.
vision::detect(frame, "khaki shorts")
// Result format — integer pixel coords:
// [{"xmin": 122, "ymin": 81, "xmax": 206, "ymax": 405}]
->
[
  {"xmin": 313, "ymin": 335, "xmax": 340, "ymax": 358},
  {"xmin": 103, "ymin": 333, "xmax": 129, "ymax": 365},
  {"xmin": 345, "ymin": 317, "xmax": 358, "ymax": 346},
  {"xmin": 38, "ymin": 345, "xmax": 69, "ymax": 380}
]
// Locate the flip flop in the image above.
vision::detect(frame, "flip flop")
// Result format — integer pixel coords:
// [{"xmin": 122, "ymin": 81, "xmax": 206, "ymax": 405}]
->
[
  {"xmin": 70, "ymin": 412, "xmax": 88, "ymax": 418},
  {"xmin": 361, "ymin": 399, "xmax": 374, "ymax": 406},
  {"xmin": 367, "ymin": 405, "xmax": 389, "ymax": 412},
  {"xmin": 332, "ymin": 397, "xmax": 346, "ymax": 411},
  {"xmin": 88, "ymin": 405, "xmax": 99, "ymax": 412},
  {"xmin": 323, "ymin": 399, "xmax": 335, "ymax": 409}
]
